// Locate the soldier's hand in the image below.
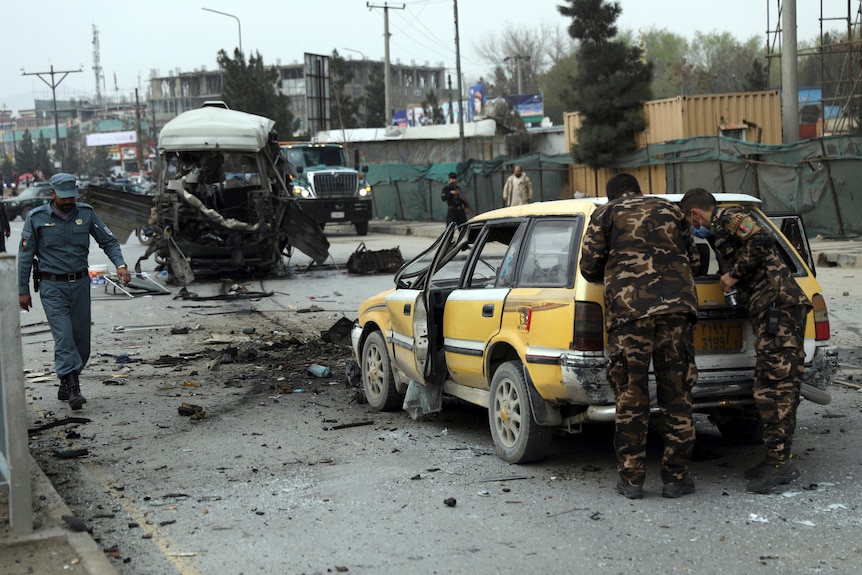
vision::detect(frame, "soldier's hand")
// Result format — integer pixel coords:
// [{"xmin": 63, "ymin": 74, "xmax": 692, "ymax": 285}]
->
[
  {"xmin": 19, "ymin": 294, "xmax": 32, "ymax": 311},
  {"xmin": 117, "ymin": 267, "xmax": 132, "ymax": 287},
  {"xmin": 719, "ymin": 272, "xmax": 738, "ymax": 292}
]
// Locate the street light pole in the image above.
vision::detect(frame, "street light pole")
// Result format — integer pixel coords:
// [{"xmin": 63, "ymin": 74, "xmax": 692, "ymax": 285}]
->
[
  {"xmin": 201, "ymin": 7, "xmax": 243, "ymax": 57},
  {"xmin": 21, "ymin": 64, "xmax": 82, "ymax": 167},
  {"xmin": 367, "ymin": 2, "xmax": 405, "ymax": 126}
]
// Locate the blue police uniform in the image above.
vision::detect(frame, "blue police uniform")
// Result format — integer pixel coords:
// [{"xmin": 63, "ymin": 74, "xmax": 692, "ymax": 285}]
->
[{"xmin": 17, "ymin": 185, "xmax": 127, "ymax": 408}]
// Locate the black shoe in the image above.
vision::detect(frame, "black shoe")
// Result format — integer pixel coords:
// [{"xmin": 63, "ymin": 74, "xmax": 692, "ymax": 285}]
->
[
  {"xmin": 57, "ymin": 376, "xmax": 71, "ymax": 401},
  {"xmin": 67, "ymin": 372, "xmax": 87, "ymax": 411},
  {"xmin": 615, "ymin": 481, "xmax": 643, "ymax": 500},
  {"xmin": 744, "ymin": 461, "xmax": 768, "ymax": 480},
  {"xmin": 662, "ymin": 476, "xmax": 695, "ymax": 498},
  {"xmin": 746, "ymin": 460, "xmax": 800, "ymax": 494}
]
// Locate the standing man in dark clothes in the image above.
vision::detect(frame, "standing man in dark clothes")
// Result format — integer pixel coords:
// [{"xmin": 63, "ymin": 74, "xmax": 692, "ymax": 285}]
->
[{"xmin": 441, "ymin": 172, "xmax": 470, "ymax": 226}]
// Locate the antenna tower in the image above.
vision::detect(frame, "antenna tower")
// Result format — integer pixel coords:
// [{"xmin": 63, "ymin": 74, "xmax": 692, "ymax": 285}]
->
[{"xmin": 92, "ymin": 24, "xmax": 104, "ymax": 104}]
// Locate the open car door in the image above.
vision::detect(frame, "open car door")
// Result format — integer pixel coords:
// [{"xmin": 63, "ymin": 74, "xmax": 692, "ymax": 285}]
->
[
  {"xmin": 384, "ymin": 223, "xmax": 459, "ymax": 385},
  {"xmin": 768, "ymin": 212, "xmax": 816, "ymax": 275}
]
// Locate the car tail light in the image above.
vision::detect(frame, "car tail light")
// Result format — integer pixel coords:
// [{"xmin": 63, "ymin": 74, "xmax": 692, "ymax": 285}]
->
[
  {"xmin": 574, "ymin": 301, "xmax": 604, "ymax": 351},
  {"xmin": 811, "ymin": 293, "xmax": 831, "ymax": 341}
]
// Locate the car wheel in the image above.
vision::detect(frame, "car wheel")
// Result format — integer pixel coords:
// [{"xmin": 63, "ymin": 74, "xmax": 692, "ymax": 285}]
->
[
  {"xmin": 20, "ymin": 206, "xmax": 31, "ymax": 221},
  {"xmin": 361, "ymin": 330, "xmax": 402, "ymax": 411},
  {"xmin": 354, "ymin": 221, "xmax": 369, "ymax": 236},
  {"xmin": 709, "ymin": 406, "xmax": 763, "ymax": 445},
  {"xmin": 137, "ymin": 227, "xmax": 155, "ymax": 245},
  {"xmin": 488, "ymin": 361, "xmax": 552, "ymax": 463}
]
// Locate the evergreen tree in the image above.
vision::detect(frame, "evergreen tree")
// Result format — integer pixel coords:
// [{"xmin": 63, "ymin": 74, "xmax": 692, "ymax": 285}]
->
[
  {"xmin": 217, "ymin": 48, "xmax": 296, "ymax": 139},
  {"xmin": 364, "ymin": 62, "xmax": 387, "ymax": 127},
  {"xmin": 35, "ymin": 132, "xmax": 52, "ymax": 177},
  {"xmin": 327, "ymin": 50, "xmax": 363, "ymax": 130},
  {"xmin": 62, "ymin": 124, "xmax": 83, "ymax": 176},
  {"xmin": 16, "ymin": 130, "xmax": 37, "ymax": 175},
  {"xmin": 558, "ymin": 0, "xmax": 652, "ymax": 168}
]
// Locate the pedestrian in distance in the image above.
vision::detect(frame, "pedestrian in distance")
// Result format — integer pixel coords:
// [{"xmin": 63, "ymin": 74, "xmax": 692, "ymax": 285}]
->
[
  {"xmin": 680, "ymin": 188, "xmax": 811, "ymax": 494},
  {"xmin": 502, "ymin": 165, "xmax": 533, "ymax": 206},
  {"xmin": 17, "ymin": 173, "xmax": 132, "ymax": 410},
  {"xmin": 441, "ymin": 172, "xmax": 470, "ymax": 226},
  {"xmin": 580, "ymin": 173, "xmax": 700, "ymax": 500}
]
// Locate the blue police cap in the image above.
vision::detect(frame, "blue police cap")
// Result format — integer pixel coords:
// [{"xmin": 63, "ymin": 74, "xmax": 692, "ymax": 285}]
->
[{"xmin": 51, "ymin": 173, "xmax": 79, "ymax": 198}]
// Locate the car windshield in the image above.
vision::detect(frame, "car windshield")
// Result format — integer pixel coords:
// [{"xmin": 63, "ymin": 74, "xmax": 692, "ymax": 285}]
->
[{"xmin": 14, "ymin": 187, "xmax": 44, "ymax": 200}]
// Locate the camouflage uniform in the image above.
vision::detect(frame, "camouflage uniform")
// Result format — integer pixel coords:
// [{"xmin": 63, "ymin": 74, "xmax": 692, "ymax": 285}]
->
[
  {"xmin": 708, "ymin": 206, "xmax": 812, "ymax": 466},
  {"xmin": 580, "ymin": 195, "xmax": 700, "ymax": 487}
]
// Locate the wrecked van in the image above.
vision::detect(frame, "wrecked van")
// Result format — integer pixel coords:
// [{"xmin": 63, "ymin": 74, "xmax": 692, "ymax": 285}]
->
[{"xmin": 142, "ymin": 102, "xmax": 329, "ymax": 283}]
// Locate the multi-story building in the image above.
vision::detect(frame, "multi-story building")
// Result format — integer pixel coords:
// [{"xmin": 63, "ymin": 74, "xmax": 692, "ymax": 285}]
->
[{"xmin": 147, "ymin": 58, "xmax": 447, "ymax": 135}]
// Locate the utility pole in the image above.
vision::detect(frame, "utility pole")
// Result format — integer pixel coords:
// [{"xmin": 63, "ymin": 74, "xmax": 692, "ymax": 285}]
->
[
  {"xmin": 504, "ymin": 55, "xmax": 530, "ymax": 94},
  {"xmin": 781, "ymin": 0, "xmax": 800, "ymax": 143},
  {"xmin": 21, "ymin": 64, "xmax": 82, "ymax": 167},
  {"xmin": 367, "ymin": 2, "xmax": 404, "ymax": 126},
  {"xmin": 135, "ymin": 88, "xmax": 144, "ymax": 175},
  {"xmin": 453, "ymin": 0, "xmax": 465, "ymax": 162},
  {"xmin": 447, "ymin": 74, "xmax": 454, "ymax": 124}
]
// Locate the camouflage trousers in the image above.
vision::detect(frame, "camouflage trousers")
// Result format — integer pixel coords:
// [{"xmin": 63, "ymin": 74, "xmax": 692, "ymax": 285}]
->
[
  {"xmin": 751, "ymin": 304, "xmax": 809, "ymax": 465},
  {"xmin": 607, "ymin": 314, "xmax": 697, "ymax": 486}
]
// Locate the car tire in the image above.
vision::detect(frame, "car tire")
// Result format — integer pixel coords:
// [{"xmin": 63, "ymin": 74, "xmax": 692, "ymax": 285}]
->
[
  {"xmin": 137, "ymin": 227, "xmax": 155, "ymax": 245},
  {"xmin": 20, "ymin": 206, "xmax": 31, "ymax": 221},
  {"xmin": 488, "ymin": 361, "xmax": 552, "ymax": 464},
  {"xmin": 361, "ymin": 330, "xmax": 402, "ymax": 411},
  {"xmin": 709, "ymin": 406, "xmax": 763, "ymax": 445},
  {"xmin": 354, "ymin": 221, "xmax": 369, "ymax": 236}
]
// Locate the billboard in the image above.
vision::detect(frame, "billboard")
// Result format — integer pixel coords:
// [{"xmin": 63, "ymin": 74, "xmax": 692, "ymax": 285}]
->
[
  {"xmin": 469, "ymin": 83, "xmax": 486, "ymax": 122},
  {"xmin": 502, "ymin": 93, "xmax": 544, "ymax": 127},
  {"xmin": 86, "ymin": 130, "xmax": 137, "ymax": 147}
]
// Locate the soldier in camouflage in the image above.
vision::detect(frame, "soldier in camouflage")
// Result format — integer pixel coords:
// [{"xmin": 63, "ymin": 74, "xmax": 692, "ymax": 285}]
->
[
  {"xmin": 680, "ymin": 188, "xmax": 812, "ymax": 494},
  {"xmin": 580, "ymin": 173, "xmax": 700, "ymax": 500}
]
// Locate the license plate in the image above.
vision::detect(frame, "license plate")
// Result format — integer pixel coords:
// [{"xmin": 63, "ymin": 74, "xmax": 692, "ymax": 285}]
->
[
  {"xmin": 695, "ymin": 320, "xmax": 744, "ymax": 353},
  {"xmin": 331, "ymin": 211, "xmax": 345, "ymax": 219}
]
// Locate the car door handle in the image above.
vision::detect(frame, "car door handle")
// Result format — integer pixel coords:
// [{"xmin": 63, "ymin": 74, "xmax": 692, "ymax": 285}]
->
[
  {"xmin": 482, "ymin": 304, "xmax": 494, "ymax": 317},
  {"xmin": 403, "ymin": 303, "xmax": 411, "ymax": 315}
]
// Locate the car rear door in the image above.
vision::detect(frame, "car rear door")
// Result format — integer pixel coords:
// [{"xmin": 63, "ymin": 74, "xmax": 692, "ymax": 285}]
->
[{"xmin": 442, "ymin": 222, "xmax": 525, "ymax": 388}]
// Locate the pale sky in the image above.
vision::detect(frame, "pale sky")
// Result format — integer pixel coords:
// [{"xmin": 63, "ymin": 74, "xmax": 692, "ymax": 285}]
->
[{"xmin": 1, "ymin": 0, "xmax": 850, "ymax": 115}]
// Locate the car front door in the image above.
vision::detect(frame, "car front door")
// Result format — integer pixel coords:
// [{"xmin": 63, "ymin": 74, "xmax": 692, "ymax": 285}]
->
[{"xmin": 385, "ymin": 223, "xmax": 459, "ymax": 385}]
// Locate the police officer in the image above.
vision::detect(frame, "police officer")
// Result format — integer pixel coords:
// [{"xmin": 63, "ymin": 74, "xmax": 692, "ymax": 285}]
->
[
  {"xmin": 580, "ymin": 173, "xmax": 700, "ymax": 499},
  {"xmin": 17, "ymin": 173, "xmax": 132, "ymax": 410},
  {"xmin": 681, "ymin": 188, "xmax": 811, "ymax": 494}
]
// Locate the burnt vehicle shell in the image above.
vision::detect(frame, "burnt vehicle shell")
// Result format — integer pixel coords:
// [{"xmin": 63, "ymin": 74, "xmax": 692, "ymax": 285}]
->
[{"xmin": 90, "ymin": 103, "xmax": 329, "ymax": 284}]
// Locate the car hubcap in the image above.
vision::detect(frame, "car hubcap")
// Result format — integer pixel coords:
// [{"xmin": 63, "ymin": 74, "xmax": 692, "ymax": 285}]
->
[{"xmin": 494, "ymin": 379, "xmax": 521, "ymax": 448}]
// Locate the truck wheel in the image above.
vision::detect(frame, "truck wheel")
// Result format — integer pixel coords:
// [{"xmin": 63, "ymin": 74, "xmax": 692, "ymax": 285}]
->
[
  {"xmin": 354, "ymin": 221, "xmax": 369, "ymax": 236},
  {"xmin": 488, "ymin": 361, "xmax": 552, "ymax": 463}
]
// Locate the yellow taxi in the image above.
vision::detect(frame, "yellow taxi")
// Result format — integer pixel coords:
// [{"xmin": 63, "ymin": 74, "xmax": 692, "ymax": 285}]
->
[{"xmin": 350, "ymin": 195, "xmax": 838, "ymax": 463}]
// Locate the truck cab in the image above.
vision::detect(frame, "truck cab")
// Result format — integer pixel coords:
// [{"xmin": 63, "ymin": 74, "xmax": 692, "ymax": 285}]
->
[{"xmin": 280, "ymin": 143, "xmax": 373, "ymax": 236}]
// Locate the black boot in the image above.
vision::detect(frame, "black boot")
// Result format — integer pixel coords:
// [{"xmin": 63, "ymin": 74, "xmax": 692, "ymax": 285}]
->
[
  {"xmin": 67, "ymin": 372, "xmax": 87, "ymax": 411},
  {"xmin": 58, "ymin": 375, "xmax": 71, "ymax": 401}
]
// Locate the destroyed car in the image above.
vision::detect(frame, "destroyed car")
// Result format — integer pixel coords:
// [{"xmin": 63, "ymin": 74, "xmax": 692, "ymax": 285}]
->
[
  {"xmin": 350, "ymin": 195, "xmax": 838, "ymax": 464},
  {"xmin": 86, "ymin": 102, "xmax": 330, "ymax": 284}
]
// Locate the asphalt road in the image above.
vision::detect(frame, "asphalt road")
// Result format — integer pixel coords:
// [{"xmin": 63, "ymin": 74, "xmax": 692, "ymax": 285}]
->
[{"xmin": 7, "ymin": 221, "xmax": 862, "ymax": 575}]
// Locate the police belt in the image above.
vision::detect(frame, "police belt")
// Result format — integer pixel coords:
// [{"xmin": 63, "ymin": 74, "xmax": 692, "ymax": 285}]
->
[{"xmin": 38, "ymin": 270, "xmax": 89, "ymax": 282}]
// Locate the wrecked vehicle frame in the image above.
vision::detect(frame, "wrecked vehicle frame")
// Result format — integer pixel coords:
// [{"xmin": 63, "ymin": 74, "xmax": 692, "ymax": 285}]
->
[{"xmin": 88, "ymin": 103, "xmax": 330, "ymax": 284}]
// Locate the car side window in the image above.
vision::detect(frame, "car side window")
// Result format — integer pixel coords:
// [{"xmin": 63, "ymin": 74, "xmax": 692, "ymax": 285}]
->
[
  {"xmin": 465, "ymin": 224, "xmax": 521, "ymax": 289},
  {"xmin": 518, "ymin": 219, "xmax": 579, "ymax": 287}
]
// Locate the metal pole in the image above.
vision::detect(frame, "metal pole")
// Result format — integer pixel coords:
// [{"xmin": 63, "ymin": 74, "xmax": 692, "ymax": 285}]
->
[
  {"xmin": 201, "ymin": 7, "xmax": 243, "ymax": 57},
  {"xmin": 781, "ymin": 0, "xmax": 800, "ymax": 143},
  {"xmin": 454, "ymin": 0, "xmax": 466, "ymax": 161},
  {"xmin": 367, "ymin": 3, "xmax": 405, "ymax": 126}
]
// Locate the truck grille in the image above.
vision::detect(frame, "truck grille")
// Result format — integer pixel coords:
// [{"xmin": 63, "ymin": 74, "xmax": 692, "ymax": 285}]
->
[{"xmin": 314, "ymin": 173, "xmax": 358, "ymax": 198}]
